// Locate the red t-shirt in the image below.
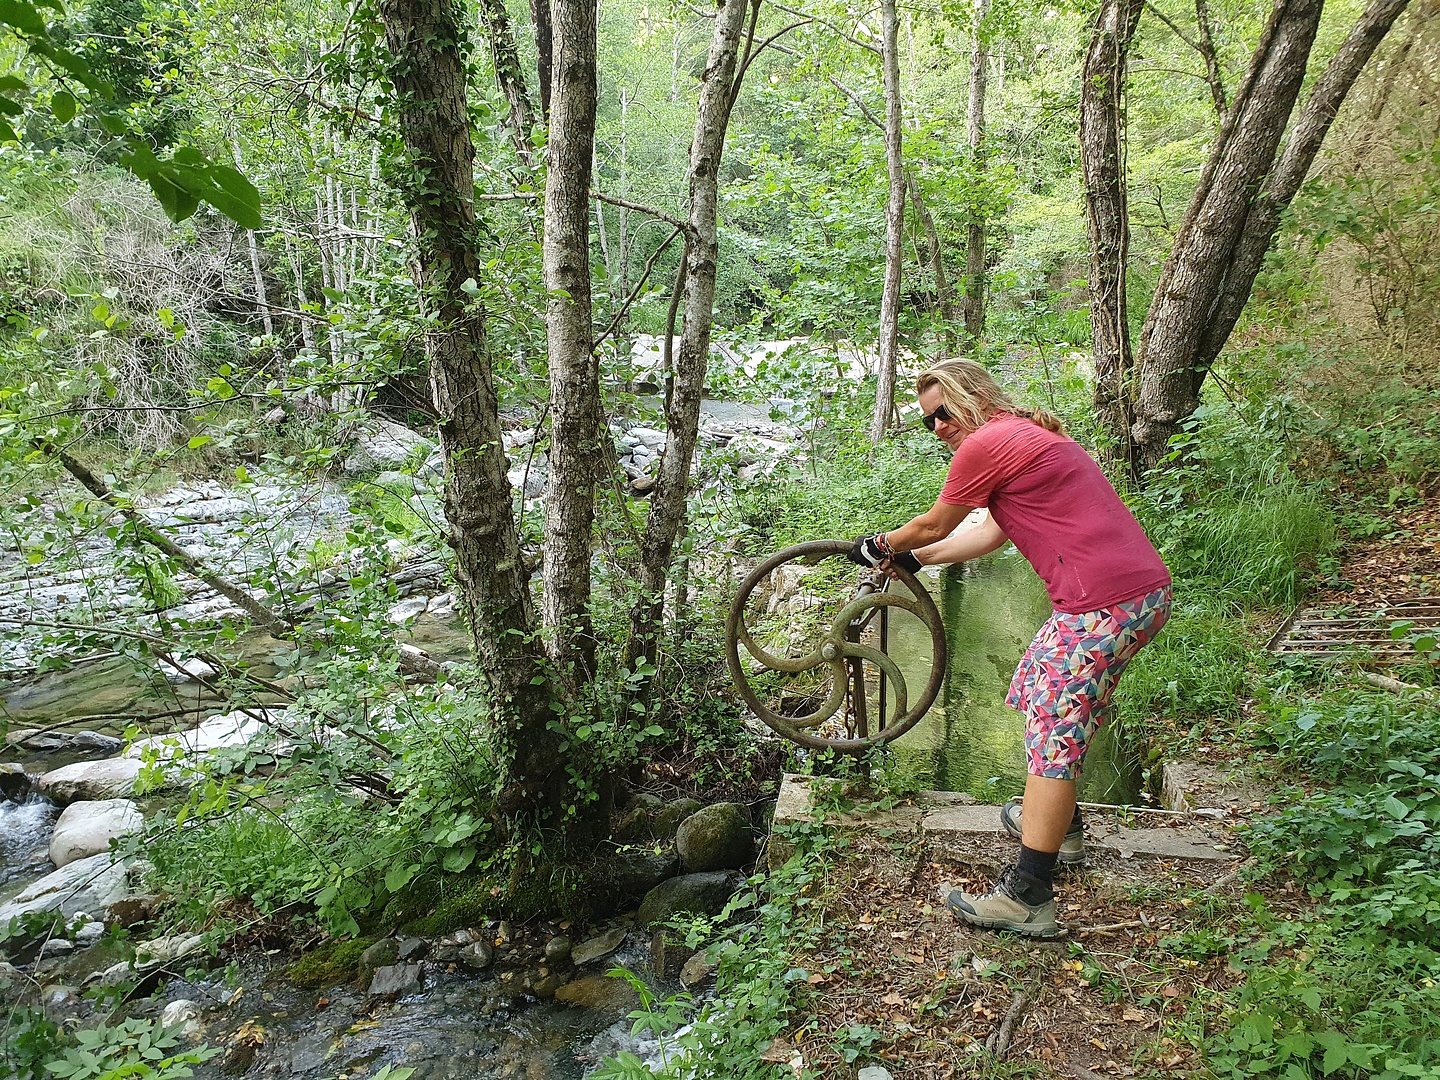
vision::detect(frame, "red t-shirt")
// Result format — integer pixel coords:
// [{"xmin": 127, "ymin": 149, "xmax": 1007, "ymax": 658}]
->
[{"xmin": 939, "ymin": 413, "xmax": 1171, "ymax": 613}]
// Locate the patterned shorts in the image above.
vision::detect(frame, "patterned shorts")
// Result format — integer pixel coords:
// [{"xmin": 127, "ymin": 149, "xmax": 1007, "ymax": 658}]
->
[{"xmin": 1007, "ymin": 585, "xmax": 1172, "ymax": 780}]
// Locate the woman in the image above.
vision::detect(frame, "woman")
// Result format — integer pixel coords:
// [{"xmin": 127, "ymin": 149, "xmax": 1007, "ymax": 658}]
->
[{"xmin": 849, "ymin": 359, "xmax": 1171, "ymax": 938}]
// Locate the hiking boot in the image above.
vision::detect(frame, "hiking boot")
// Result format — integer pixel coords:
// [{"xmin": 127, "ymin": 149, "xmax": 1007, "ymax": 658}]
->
[
  {"xmin": 945, "ymin": 869, "xmax": 1061, "ymax": 939},
  {"xmin": 1000, "ymin": 800, "xmax": 1086, "ymax": 865}
]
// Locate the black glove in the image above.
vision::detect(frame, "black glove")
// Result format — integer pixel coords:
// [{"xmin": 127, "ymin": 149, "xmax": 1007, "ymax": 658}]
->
[
  {"xmin": 848, "ymin": 534, "xmax": 889, "ymax": 568},
  {"xmin": 890, "ymin": 550, "xmax": 923, "ymax": 574}
]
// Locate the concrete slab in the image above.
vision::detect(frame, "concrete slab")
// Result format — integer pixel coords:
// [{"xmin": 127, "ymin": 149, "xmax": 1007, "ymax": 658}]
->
[{"xmin": 1101, "ymin": 826, "xmax": 1238, "ymax": 861}]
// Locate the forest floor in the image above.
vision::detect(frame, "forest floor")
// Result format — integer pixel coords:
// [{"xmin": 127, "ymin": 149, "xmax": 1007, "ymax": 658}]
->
[{"xmin": 776, "ymin": 784, "xmax": 1274, "ymax": 1080}]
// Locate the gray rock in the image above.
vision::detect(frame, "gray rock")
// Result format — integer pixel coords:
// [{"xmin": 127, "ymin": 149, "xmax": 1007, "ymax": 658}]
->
[
  {"xmin": 368, "ymin": 963, "xmax": 423, "ymax": 998},
  {"xmin": 651, "ymin": 798, "xmax": 703, "ymax": 840},
  {"xmin": 608, "ymin": 850, "xmax": 680, "ymax": 901},
  {"xmin": 532, "ymin": 972, "xmax": 565, "ymax": 999},
  {"xmin": 135, "ymin": 933, "xmax": 205, "ymax": 964},
  {"xmin": 386, "ymin": 597, "xmax": 428, "ymax": 625},
  {"xmin": 458, "ymin": 941, "xmax": 495, "ymax": 971},
  {"xmin": 396, "ymin": 936, "xmax": 427, "ymax": 962},
  {"xmin": 73, "ymin": 921, "xmax": 105, "ymax": 947},
  {"xmin": 106, "ymin": 894, "xmax": 158, "ymax": 928},
  {"xmin": 0, "ymin": 961, "xmax": 20, "ymax": 991},
  {"xmin": 0, "ymin": 852, "xmax": 131, "ymax": 923},
  {"xmin": 49, "ymin": 799, "xmax": 144, "ymax": 868},
  {"xmin": 126, "ymin": 709, "xmax": 279, "ymax": 764},
  {"xmin": 543, "ymin": 936, "xmax": 572, "ymax": 966},
  {"xmin": 571, "ymin": 927, "xmax": 627, "ymax": 966},
  {"xmin": 858, "ymin": 1068, "xmax": 894, "ymax": 1080},
  {"xmin": 342, "ymin": 419, "xmax": 434, "ymax": 476},
  {"xmin": 41, "ymin": 985, "xmax": 79, "ymax": 1021},
  {"xmin": 0, "ymin": 763, "xmax": 30, "ymax": 801},
  {"xmin": 161, "ymin": 999, "xmax": 202, "ymax": 1038},
  {"xmin": 359, "ymin": 939, "xmax": 400, "ymax": 983},
  {"xmin": 679, "ymin": 951, "xmax": 712, "ymax": 988},
  {"xmin": 35, "ymin": 759, "xmax": 142, "ymax": 805},
  {"xmin": 675, "ymin": 803, "xmax": 754, "ymax": 872},
  {"xmin": 637, "ymin": 871, "xmax": 739, "ymax": 927},
  {"xmin": 38, "ymin": 939, "xmax": 74, "ymax": 959}
]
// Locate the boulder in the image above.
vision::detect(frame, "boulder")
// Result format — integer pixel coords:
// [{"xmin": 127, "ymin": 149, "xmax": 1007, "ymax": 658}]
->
[
  {"xmin": 650, "ymin": 798, "xmax": 703, "ymax": 841},
  {"xmin": 458, "ymin": 941, "xmax": 495, "ymax": 971},
  {"xmin": 679, "ymin": 951, "xmax": 712, "ymax": 988},
  {"xmin": 554, "ymin": 974, "xmax": 640, "ymax": 1011},
  {"xmin": 358, "ymin": 939, "xmax": 400, "ymax": 985},
  {"xmin": 135, "ymin": 933, "xmax": 206, "ymax": 964},
  {"xmin": 0, "ymin": 763, "xmax": 31, "ymax": 801},
  {"xmin": 571, "ymin": 927, "xmax": 627, "ymax": 967},
  {"xmin": 49, "ymin": 799, "xmax": 144, "ymax": 868},
  {"xmin": 636, "ymin": 871, "xmax": 739, "ymax": 927},
  {"xmin": 607, "ymin": 850, "xmax": 680, "ymax": 901},
  {"xmin": 342, "ymin": 419, "xmax": 434, "ymax": 476},
  {"xmin": 0, "ymin": 852, "xmax": 131, "ymax": 923},
  {"xmin": 125, "ymin": 709, "xmax": 279, "ymax": 763},
  {"xmin": 675, "ymin": 803, "xmax": 754, "ymax": 872},
  {"xmin": 368, "ymin": 963, "xmax": 423, "ymax": 999},
  {"xmin": 544, "ymin": 935, "xmax": 572, "ymax": 966},
  {"xmin": 35, "ymin": 759, "xmax": 142, "ymax": 805}
]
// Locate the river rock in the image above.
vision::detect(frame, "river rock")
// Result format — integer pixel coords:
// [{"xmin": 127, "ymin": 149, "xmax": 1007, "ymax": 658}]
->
[
  {"xmin": 359, "ymin": 939, "xmax": 400, "ymax": 984},
  {"xmin": 636, "ymin": 871, "xmax": 740, "ymax": 926},
  {"xmin": 650, "ymin": 798, "xmax": 702, "ymax": 840},
  {"xmin": 0, "ymin": 763, "xmax": 30, "ymax": 801},
  {"xmin": 161, "ymin": 999, "xmax": 202, "ymax": 1038},
  {"xmin": 42, "ymin": 985, "xmax": 80, "ymax": 1021},
  {"xmin": 554, "ymin": 974, "xmax": 640, "ymax": 1011},
  {"xmin": 107, "ymin": 894, "xmax": 158, "ymax": 928},
  {"xmin": 532, "ymin": 972, "xmax": 565, "ymax": 999},
  {"xmin": 0, "ymin": 962, "xmax": 20, "ymax": 991},
  {"xmin": 35, "ymin": 759, "xmax": 142, "ymax": 805},
  {"xmin": 8, "ymin": 730, "xmax": 124, "ymax": 758},
  {"xmin": 38, "ymin": 938, "xmax": 74, "ymax": 959},
  {"xmin": 125, "ymin": 709, "xmax": 277, "ymax": 763},
  {"xmin": 342, "ymin": 419, "xmax": 434, "ymax": 476},
  {"xmin": 675, "ymin": 803, "xmax": 753, "ymax": 872},
  {"xmin": 857, "ymin": 1068, "xmax": 894, "ymax": 1080},
  {"xmin": 368, "ymin": 963, "xmax": 423, "ymax": 999},
  {"xmin": 49, "ymin": 799, "xmax": 144, "ymax": 868},
  {"xmin": 607, "ymin": 850, "xmax": 680, "ymax": 901},
  {"xmin": 136, "ymin": 933, "xmax": 206, "ymax": 964},
  {"xmin": 571, "ymin": 927, "xmax": 627, "ymax": 966},
  {"xmin": 0, "ymin": 852, "xmax": 131, "ymax": 923},
  {"xmin": 544, "ymin": 935, "xmax": 573, "ymax": 966},
  {"xmin": 458, "ymin": 941, "xmax": 494, "ymax": 971},
  {"xmin": 679, "ymin": 951, "xmax": 712, "ymax": 988}
]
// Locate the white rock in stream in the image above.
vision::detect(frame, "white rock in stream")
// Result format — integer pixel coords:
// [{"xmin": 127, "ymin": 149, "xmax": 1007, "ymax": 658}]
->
[
  {"xmin": 0, "ymin": 852, "xmax": 132, "ymax": 922},
  {"xmin": 125, "ymin": 708, "xmax": 282, "ymax": 763},
  {"xmin": 36, "ymin": 758, "xmax": 143, "ymax": 805},
  {"xmin": 342, "ymin": 419, "xmax": 435, "ymax": 476},
  {"xmin": 49, "ymin": 799, "xmax": 144, "ymax": 868}
]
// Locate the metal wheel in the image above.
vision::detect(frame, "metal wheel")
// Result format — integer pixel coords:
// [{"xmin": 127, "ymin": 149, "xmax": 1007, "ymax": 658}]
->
[{"xmin": 724, "ymin": 539, "xmax": 948, "ymax": 753}]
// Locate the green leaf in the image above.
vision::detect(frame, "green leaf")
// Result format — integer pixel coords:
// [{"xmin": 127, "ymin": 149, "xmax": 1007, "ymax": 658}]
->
[
  {"xmin": 442, "ymin": 846, "xmax": 476, "ymax": 872},
  {"xmin": 0, "ymin": 75, "xmax": 26, "ymax": 93},
  {"xmin": 0, "ymin": 95, "xmax": 21, "ymax": 116},
  {"xmin": 187, "ymin": 435, "xmax": 212, "ymax": 449},
  {"xmin": 50, "ymin": 88, "xmax": 75, "ymax": 121},
  {"xmin": 0, "ymin": 118, "xmax": 15, "ymax": 143},
  {"xmin": 202, "ymin": 163, "xmax": 263, "ymax": 229},
  {"xmin": 384, "ymin": 861, "xmax": 419, "ymax": 893},
  {"xmin": 1383, "ymin": 794, "xmax": 1409, "ymax": 819},
  {"xmin": 0, "ymin": 0, "xmax": 47, "ymax": 35}
]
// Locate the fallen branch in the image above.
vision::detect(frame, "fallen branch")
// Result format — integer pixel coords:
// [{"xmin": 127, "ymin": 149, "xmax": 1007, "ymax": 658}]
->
[
  {"xmin": 1077, "ymin": 919, "xmax": 1146, "ymax": 935},
  {"xmin": 1362, "ymin": 671, "xmax": 1434, "ymax": 697},
  {"xmin": 987, "ymin": 990, "xmax": 1028, "ymax": 1057},
  {"xmin": 1202, "ymin": 856, "xmax": 1257, "ymax": 895}
]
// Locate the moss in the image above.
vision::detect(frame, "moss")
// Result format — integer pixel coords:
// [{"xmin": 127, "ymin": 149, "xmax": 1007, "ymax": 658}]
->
[
  {"xmin": 395, "ymin": 858, "xmax": 636, "ymax": 937},
  {"xmin": 285, "ymin": 937, "xmax": 374, "ymax": 989}
]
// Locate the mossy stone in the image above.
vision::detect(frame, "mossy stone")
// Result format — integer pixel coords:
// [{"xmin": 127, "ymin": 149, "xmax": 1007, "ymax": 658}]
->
[
  {"xmin": 675, "ymin": 802, "xmax": 753, "ymax": 872},
  {"xmin": 286, "ymin": 937, "xmax": 375, "ymax": 989},
  {"xmin": 651, "ymin": 798, "xmax": 703, "ymax": 841}
]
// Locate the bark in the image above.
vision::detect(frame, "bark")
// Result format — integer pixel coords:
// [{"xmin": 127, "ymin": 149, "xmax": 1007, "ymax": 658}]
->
[
  {"xmin": 377, "ymin": 0, "xmax": 558, "ymax": 817},
  {"xmin": 870, "ymin": 0, "xmax": 906, "ymax": 444},
  {"xmin": 908, "ymin": 170, "xmax": 955, "ymax": 353},
  {"xmin": 1131, "ymin": 0, "xmax": 1410, "ymax": 475},
  {"xmin": 531, "ymin": 0, "xmax": 554, "ymax": 120},
  {"xmin": 477, "ymin": 0, "xmax": 537, "ymax": 162},
  {"xmin": 625, "ymin": 0, "xmax": 751, "ymax": 666},
  {"xmin": 1194, "ymin": 0, "xmax": 1228, "ymax": 115},
  {"xmin": 542, "ymin": 0, "xmax": 600, "ymax": 680},
  {"xmin": 1080, "ymin": 0, "xmax": 1144, "ymax": 470},
  {"xmin": 962, "ymin": 0, "xmax": 990, "ymax": 345},
  {"xmin": 1130, "ymin": 0, "xmax": 1323, "ymax": 476}
]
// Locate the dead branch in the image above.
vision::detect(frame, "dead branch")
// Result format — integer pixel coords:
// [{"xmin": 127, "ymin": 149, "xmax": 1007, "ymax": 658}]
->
[{"xmin": 987, "ymin": 990, "xmax": 1028, "ymax": 1057}]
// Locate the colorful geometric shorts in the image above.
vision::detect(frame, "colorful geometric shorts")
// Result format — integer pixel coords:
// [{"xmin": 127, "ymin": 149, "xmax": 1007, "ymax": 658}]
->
[{"xmin": 1007, "ymin": 584, "xmax": 1172, "ymax": 780}]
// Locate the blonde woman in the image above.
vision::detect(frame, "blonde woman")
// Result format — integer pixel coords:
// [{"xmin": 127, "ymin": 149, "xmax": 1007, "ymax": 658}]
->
[{"xmin": 849, "ymin": 359, "xmax": 1171, "ymax": 938}]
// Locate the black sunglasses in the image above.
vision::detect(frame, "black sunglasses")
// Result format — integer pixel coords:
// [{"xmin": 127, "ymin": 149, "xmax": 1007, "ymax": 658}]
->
[{"xmin": 922, "ymin": 403, "xmax": 953, "ymax": 431}]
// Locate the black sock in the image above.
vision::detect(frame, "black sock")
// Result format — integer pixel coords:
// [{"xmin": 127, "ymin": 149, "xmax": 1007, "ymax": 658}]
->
[
  {"xmin": 1071, "ymin": 805, "xmax": 1084, "ymax": 831},
  {"xmin": 1012, "ymin": 845, "xmax": 1057, "ymax": 903}
]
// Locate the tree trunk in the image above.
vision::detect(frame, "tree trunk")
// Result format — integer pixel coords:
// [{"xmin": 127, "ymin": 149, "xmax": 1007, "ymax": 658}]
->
[
  {"xmin": 908, "ymin": 170, "xmax": 955, "ymax": 354},
  {"xmin": 1079, "ymin": 0, "xmax": 1143, "ymax": 471},
  {"xmin": 625, "ymin": 0, "xmax": 751, "ymax": 667},
  {"xmin": 962, "ymin": 0, "xmax": 990, "ymax": 345},
  {"xmin": 477, "ymin": 0, "xmax": 536, "ymax": 162},
  {"xmin": 531, "ymin": 0, "xmax": 554, "ymax": 120},
  {"xmin": 377, "ymin": 0, "xmax": 559, "ymax": 821},
  {"xmin": 542, "ymin": 0, "xmax": 601, "ymax": 681},
  {"xmin": 1130, "ymin": 0, "xmax": 1323, "ymax": 475},
  {"xmin": 1130, "ymin": 0, "xmax": 1409, "ymax": 476},
  {"xmin": 870, "ymin": 0, "xmax": 906, "ymax": 444}
]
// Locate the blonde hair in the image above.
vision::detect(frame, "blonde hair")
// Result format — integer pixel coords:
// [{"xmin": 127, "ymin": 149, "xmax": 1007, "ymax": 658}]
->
[{"xmin": 915, "ymin": 359, "xmax": 1064, "ymax": 434}]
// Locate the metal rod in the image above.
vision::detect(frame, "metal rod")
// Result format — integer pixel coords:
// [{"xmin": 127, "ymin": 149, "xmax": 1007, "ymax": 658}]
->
[{"xmin": 879, "ymin": 605, "xmax": 889, "ymax": 730}]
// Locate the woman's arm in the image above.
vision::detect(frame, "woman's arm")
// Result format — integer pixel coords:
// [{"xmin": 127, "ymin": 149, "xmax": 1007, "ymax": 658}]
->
[
  {"xmin": 883, "ymin": 497, "xmax": 974, "ymax": 553},
  {"xmin": 912, "ymin": 511, "xmax": 1007, "ymax": 565}
]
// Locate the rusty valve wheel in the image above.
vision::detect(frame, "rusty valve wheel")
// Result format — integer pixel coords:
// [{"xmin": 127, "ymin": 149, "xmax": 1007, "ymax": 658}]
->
[{"xmin": 725, "ymin": 539, "xmax": 948, "ymax": 753}]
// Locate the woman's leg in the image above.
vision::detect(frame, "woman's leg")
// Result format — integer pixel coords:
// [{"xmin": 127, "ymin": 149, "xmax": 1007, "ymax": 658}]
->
[{"xmin": 1018, "ymin": 774, "xmax": 1077, "ymax": 853}]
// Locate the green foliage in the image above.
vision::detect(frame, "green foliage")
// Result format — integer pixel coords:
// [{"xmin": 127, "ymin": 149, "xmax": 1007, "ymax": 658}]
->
[
  {"xmin": 17, "ymin": 1018, "xmax": 219, "ymax": 1080},
  {"xmin": 1113, "ymin": 606, "xmax": 1253, "ymax": 725}
]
